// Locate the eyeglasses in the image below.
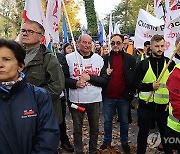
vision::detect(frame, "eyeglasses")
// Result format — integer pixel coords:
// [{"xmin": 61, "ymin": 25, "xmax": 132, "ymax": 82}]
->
[
  {"xmin": 111, "ymin": 41, "xmax": 122, "ymax": 46},
  {"xmin": 20, "ymin": 29, "xmax": 42, "ymax": 35}
]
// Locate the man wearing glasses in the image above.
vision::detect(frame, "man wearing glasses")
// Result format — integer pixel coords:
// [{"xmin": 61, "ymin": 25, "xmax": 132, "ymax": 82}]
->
[
  {"xmin": 20, "ymin": 20, "xmax": 65, "ymax": 143},
  {"xmin": 100, "ymin": 34, "xmax": 136, "ymax": 153}
]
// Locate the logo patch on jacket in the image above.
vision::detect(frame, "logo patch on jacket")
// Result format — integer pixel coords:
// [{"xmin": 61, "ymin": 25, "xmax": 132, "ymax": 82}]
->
[{"xmin": 22, "ymin": 109, "xmax": 37, "ymax": 118}]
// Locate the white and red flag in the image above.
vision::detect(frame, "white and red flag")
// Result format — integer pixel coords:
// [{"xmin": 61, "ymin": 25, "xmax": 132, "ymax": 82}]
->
[
  {"xmin": 170, "ymin": 0, "xmax": 180, "ymax": 19},
  {"xmin": 154, "ymin": 0, "xmax": 164, "ymax": 19},
  {"xmin": 22, "ymin": 0, "xmax": 50, "ymax": 46},
  {"xmin": 164, "ymin": 0, "xmax": 174, "ymax": 58},
  {"xmin": 164, "ymin": 0, "xmax": 180, "ymax": 58},
  {"xmin": 46, "ymin": 0, "xmax": 61, "ymax": 43}
]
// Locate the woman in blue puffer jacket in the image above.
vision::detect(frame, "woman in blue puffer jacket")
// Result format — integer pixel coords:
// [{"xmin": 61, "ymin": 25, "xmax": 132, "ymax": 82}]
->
[{"xmin": 0, "ymin": 39, "xmax": 60, "ymax": 154}]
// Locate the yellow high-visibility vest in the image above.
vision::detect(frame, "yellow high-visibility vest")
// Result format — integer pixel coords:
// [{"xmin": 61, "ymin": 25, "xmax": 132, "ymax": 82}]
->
[
  {"xmin": 139, "ymin": 60, "xmax": 169, "ymax": 104},
  {"xmin": 168, "ymin": 103, "xmax": 180, "ymax": 132}
]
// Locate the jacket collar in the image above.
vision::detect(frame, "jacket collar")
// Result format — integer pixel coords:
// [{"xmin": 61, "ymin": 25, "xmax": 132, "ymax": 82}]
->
[
  {"xmin": 150, "ymin": 54, "xmax": 165, "ymax": 62},
  {"xmin": 0, "ymin": 74, "xmax": 27, "ymax": 100}
]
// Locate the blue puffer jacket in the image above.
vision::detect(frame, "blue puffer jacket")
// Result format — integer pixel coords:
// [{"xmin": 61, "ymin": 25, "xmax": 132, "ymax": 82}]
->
[{"xmin": 0, "ymin": 77, "xmax": 60, "ymax": 154}]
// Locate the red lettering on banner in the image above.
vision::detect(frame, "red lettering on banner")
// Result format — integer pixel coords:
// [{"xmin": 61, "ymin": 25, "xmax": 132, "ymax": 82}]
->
[
  {"xmin": 144, "ymin": 33, "xmax": 152, "ymax": 38},
  {"xmin": 165, "ymin": 41, "xmax": 170, "ymax": 50},
  {"xmin": 167, "ymin": 31, "xmax": 180, "ymax": 39}
]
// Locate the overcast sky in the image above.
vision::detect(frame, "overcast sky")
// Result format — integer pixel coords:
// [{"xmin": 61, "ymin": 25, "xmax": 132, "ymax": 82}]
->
[{"xmin": 77, "ymin": 0, "xmax": 121, "ymax": 27}]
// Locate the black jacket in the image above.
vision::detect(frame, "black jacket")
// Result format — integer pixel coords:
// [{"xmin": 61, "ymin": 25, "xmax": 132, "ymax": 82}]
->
[
  {"xmin": 0, "ymin": 78, "xmax": 60, "ymax": 154},
  {"xmin": 134, "ymin": 55, "xmax": 176, "ymax": 110},
  {"xmin": 103, "ymin": 51, "xmax": 136, "ymax": 102}
]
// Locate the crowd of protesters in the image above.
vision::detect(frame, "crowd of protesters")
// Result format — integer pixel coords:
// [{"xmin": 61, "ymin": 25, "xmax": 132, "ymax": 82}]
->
[{"xmin": 0, "ymin": 20, "xmax": 180, "ymax": 154}]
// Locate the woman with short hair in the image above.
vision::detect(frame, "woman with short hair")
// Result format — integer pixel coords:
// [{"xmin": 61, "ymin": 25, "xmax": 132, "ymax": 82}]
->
[{"xmin": 0, "ymin": 39, "xmax": 59, "ymax": 154}]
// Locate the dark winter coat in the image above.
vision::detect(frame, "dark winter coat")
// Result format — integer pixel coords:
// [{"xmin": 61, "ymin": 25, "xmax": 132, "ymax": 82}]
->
[
  {"xmin": 0, "ymin": 78, "xmax": 60, "ymax": 154},
  {"xmin": 102, "ymin": 51, "xmax": 136, "ymax": 102}
]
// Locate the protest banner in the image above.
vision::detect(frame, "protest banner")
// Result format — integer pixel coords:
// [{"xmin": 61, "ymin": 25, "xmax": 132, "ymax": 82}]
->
[{"xmin": 134, "ymin": 9, "xmax": 164, "ymax": 49}]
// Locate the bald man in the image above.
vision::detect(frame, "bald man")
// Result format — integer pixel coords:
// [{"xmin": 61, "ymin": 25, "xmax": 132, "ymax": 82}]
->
[{"xmin": 65, "ymin": 34, "xmax": 108, "ymax": 154}]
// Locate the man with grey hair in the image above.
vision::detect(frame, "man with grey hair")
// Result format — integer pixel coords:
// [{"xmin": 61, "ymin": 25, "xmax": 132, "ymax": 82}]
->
[
  {"xmin": 65, "ymin": 34, "xmax": 108, "ymax": 154},
  {"xmin": 20, "ymin": 20, "xmax": 65, "ymax": 133}
]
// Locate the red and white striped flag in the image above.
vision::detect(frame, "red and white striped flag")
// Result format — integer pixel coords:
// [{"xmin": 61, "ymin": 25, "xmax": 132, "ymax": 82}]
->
[{"xmin": 46, "ymin": 0, "xmax": 61, "ymax": 43}]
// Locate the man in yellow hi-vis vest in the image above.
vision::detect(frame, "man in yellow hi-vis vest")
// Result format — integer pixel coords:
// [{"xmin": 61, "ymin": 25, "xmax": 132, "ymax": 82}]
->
[
  {"xmin": 165, "ymin": 63, "xmax": 180, "ymax": 154},
  {"xmin": 134, "ymin": 35, "xmax": 176, "ymax": 154}
]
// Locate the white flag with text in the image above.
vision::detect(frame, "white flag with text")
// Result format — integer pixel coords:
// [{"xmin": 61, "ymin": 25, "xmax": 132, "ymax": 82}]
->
[{"xmin": 46, "ymin": 0, "xmax": 61, "ymax": 43}]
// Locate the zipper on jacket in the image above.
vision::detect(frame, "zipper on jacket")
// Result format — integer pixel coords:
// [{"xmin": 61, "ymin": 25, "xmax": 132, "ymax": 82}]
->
[
  {"xmin": 155, "ymin": 60, "xmax": 159, "ymax": 112},
  {"xmin": 153, "ymin": 60, "xmax": 159, "ymax": 101},
  {"xmin": 156, "ymin": 60, "xmax": 159, "ymax": 78}
]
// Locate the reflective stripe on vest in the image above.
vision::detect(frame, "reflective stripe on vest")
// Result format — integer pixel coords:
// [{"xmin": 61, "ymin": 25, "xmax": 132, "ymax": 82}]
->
[
  {"xmin": 140, "ymin": 92, "xmax": 169, "ymax": 98},
  {"xmin": 169, "ymin": 115, "xmax": 180, "ymax": 123},
  {"xmin": 139, "ymin": 60, "xmax": 169, "ymax": 104},
  {"xmin": 167, "ymin": 103, "xmax": 180, "ymax": 133}
]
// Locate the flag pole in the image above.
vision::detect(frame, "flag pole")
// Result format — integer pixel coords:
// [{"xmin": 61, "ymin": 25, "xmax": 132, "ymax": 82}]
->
[
  {"xmin": 146, "ymin": 0, "xmax": 149, "ymax": 12},
  {"xmin": 108, "ymin": 13, "xmax": 112, "ymax": 69},
  {"xmin": 61, "ymin": 0, "xmax": 81, "ymax": 74},
  {"xmin": 62, "ymin": 0, "xmax": 76, "ymax": 52}
]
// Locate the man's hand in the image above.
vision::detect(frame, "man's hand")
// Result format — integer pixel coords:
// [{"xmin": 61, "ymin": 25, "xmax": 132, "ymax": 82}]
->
[
  {"xmin": 106, "ymin": 68, "xmax": 113, "ymax": 75},
  {"xmin": 80, "ymin": 73, "xmax": 90, "ymax": 81},
  {"xmin": 76, "ymin": 79, "xmax": 86, "ymax": 88},
  {"xmin": 153, "ymin": 81, "xmax": 160, "ymax": 90}
]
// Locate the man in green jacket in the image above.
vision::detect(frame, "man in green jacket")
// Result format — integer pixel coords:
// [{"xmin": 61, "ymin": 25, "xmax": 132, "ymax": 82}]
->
[{"xmin": 20, "ymin": 20, "xmax": 65, "ymax": 125}]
